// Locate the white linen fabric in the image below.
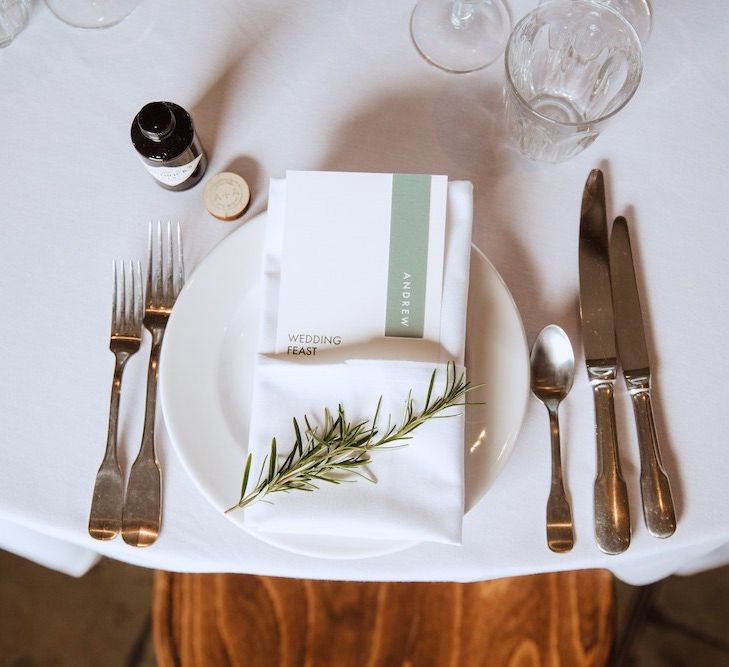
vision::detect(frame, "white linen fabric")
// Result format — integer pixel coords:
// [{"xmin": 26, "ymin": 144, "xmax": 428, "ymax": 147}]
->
[
  {"xmin": 244, "ymin": 178, "xmax": 473, "ymax": 544},
  {"xmin": 0, "ymin": 518, "xmax": 99, "ymax": 577},
  {"xmin": 1, "ymin": 0, "xmax": 729, "ymax": 584}
]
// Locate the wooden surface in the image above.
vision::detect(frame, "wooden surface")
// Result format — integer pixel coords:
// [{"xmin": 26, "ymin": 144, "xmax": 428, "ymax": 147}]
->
[{"xmin": 153, "ymin": 569, "xmax": 614, "ymax": 667}]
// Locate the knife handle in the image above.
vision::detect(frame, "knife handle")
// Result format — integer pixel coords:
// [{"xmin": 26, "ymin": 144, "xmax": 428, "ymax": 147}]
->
[
  {"xmin": 592, "ymin": 381, "xmax": 631, "ymax": 554},
  {"xmin": 629, "ymin": 387, "xmax": 676, "ymax": 538}
]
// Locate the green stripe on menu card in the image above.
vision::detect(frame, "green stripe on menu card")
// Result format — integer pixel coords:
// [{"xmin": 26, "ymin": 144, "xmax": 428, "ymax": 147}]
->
[{"xmin": 385, "ymin": 174, "xmax": 431, "ymax": 338}]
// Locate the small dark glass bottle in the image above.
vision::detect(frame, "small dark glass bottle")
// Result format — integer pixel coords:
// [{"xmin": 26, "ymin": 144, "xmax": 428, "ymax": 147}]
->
[{"xmin": 131, "ymin": 101, "xmax": 207, "ymax": 191}]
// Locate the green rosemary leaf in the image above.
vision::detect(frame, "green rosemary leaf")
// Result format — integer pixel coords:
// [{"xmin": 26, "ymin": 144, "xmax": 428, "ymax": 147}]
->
[
  {"xmin": 293, "ymin": 418, "xmax": 303, "ymax": 456},
  {"xmin": 403, "ymin": 389, "xmax": 413, "ymax": 423},
  {"xmin": 256, "ymin": 454, "xmax": 269, "ymax": 487},
  {"xmin": 372, "ymin": 396, "xmax": 382, "ymax": 431},
  {"xmin": 239, "ymin": 453, "xmax": 252, "ymax": 500},
  {"xmin": 311, "ymin": 474, "xmax": 342, "ymax": 484},
  {"xmin": 424, "ymin": 369, "xmax": 436, "ymax": 411},
  {"xmin": 268, "ymin": 439, "xmax": 277, "ymax": 480}
]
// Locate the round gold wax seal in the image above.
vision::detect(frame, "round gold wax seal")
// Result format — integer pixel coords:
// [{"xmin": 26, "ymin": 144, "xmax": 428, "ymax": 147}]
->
[{"xmin": 204, "ymin": 172, "xmax": 251, "ymax": 221}]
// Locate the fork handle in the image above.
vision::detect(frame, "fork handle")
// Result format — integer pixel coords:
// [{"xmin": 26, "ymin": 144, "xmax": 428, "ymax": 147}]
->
[
  {"xmin": 122, "ymin": 329, "xmax": 164, "ymax": 547},
  {"xmin": 88, "ymin": 354, "xmax": 128, "ymax": 540}
]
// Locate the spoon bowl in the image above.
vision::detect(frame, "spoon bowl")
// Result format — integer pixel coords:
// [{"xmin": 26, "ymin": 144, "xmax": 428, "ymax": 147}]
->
[{"xmin": 530, "ymin": 325, "xmax": 575, "ymax": 406}]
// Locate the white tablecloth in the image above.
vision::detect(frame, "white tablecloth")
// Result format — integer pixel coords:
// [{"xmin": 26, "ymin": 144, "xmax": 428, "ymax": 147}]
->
[{"xmin": 1, "ymin": 0, "xmax": 727, "ymax": 584}]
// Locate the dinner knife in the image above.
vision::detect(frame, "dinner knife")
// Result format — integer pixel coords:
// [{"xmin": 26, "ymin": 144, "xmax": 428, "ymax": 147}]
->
[
  {"xmin": 609, "ymin": 216, "xmax": 676, "ymax": 538},
  {"xmin": 578, "ymin": 169, "xmax": 631, "ymax": 554}
]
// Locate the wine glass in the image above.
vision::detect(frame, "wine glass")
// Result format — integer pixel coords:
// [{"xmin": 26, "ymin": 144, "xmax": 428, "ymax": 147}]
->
[{"xmin": 410, "ymin": 0, "xmax": 512, "ymax": 73}]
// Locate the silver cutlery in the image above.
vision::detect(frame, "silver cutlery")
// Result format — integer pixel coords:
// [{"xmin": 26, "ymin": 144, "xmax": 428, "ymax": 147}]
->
[
  {"xmin": 89, "ymin": 260, "xmax": 143, "ymax": 540},
  {"xmin": 122, "ymin": 221, "xmax": 184, "ymax": 547},
  {"xmin": 578, "ymin": 169, "xmax": 631, "ymax": 555},
  {"xmin": 609, "ymin": 215, "xmax": 676, "ymax": 538},
  {"xmin": 530, "ymin": 325, "xmax": 576, "ymax": 553}
]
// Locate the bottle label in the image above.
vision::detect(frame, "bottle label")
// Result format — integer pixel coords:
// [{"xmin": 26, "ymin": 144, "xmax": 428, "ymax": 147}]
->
[{"xmin": 142, "ymin": 154, "xmax": 202, "ymax": 186}]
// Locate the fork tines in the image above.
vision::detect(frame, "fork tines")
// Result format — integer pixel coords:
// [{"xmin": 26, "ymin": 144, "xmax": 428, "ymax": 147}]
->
[
  {"xmin": 147, "ymin": 221, "xmax": 184, "ymax": 310},
  {"xmin": 111, "ymin": 259, "xmax": 144, "ymax": 338}
]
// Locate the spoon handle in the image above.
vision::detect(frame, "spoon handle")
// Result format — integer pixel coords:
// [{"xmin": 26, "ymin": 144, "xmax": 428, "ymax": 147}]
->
[
  {"xmin": 591, "ymin": 380, "xmax": 631, "ymax": 554},
  {"xmin": 546, "ymin": 407, "xmax": 574, "ymax": 553}
]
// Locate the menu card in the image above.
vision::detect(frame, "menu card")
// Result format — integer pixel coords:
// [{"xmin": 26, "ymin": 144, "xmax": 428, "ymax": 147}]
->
[{"xmin": 274, "ymin": 171, "xmax": 448, "ymax": 361}]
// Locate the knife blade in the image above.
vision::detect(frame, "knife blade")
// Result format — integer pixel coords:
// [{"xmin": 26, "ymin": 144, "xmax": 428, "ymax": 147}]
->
[
  {"xmin": 610, "ymin": 216, "xmax": 676, "ymax": 538},
  {"xmin": 578, "ymin": 169, "xmax": 631, "ymax": 554}
]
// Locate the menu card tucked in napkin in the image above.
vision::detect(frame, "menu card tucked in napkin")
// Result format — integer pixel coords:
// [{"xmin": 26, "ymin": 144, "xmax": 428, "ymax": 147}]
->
[{"xmin": 245, "ymin": 171, "xmax": 473, "ymax": 544}]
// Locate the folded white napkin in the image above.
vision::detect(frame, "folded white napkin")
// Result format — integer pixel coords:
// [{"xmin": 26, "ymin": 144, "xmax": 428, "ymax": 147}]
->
[{"xmin": 243, "ymin": 176, "xmax": 473, "ymax": 544}]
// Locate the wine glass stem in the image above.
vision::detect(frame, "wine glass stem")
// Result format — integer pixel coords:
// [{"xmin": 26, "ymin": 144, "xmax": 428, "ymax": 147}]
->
[{"xmin": 451, "ymin": 1, "xmax": 476, "ymax": 29}]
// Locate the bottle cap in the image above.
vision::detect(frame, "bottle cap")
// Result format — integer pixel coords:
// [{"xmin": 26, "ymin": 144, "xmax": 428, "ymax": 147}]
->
[
  {"xmin": 137, "ymin": 102, "xmax": 176, "ymax": 142},
  {"xmin": 203, "ymin": 172, "xmax": 251, "ymax": 221}
]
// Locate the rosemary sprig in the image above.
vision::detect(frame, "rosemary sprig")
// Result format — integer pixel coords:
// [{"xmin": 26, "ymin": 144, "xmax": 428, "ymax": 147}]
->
[{"xmin": 225, "ymin": 362, "xmax": 476, "ymax": 513}]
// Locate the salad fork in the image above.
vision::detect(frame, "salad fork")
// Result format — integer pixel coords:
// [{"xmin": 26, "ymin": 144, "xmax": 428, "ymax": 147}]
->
[
  {"xmin": 89, "ymin": 260, "xmax": 143, "ymax": 540},
  {"xmin": 122, "ymin": 221, "xmax": 184, "ymax": 547}
]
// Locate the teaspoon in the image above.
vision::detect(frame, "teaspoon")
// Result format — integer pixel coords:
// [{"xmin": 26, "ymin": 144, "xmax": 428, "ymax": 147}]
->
[{"xmin": 530, "ymin": 325, "xmax": 576, "ymax": 553}]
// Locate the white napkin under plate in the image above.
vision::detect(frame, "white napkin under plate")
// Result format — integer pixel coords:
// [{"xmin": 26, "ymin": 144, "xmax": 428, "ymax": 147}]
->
[{"xmin": 243, "ymin": 176, "xmax": 473, "ymax": 545}]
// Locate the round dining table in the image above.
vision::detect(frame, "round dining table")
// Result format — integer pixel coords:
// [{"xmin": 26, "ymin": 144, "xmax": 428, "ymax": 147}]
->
[{"xmin": 1, "ymin": 0, "xmax": 727, "ymax": 583}]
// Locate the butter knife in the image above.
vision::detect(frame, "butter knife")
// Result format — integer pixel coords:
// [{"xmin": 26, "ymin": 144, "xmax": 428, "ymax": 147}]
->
[
  {"xmin": 609, "ymin": 216, "xmax": 676, "ymax": 538},
  {"xmin": 578, "ymin": 169, "xmax": 631, "ymax": 554}
]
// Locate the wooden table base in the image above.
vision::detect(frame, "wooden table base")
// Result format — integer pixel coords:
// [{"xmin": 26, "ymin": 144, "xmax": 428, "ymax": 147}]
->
[{"xmin": 153, "ymin": 569, "xmax": 614, "ymax": 667}]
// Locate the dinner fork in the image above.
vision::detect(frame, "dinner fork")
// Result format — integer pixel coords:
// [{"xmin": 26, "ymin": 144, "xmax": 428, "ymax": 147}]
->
[
  {"xmin": 89, "ymin": 260, "xmax": 143, "ymax": 541},
  {"xmin": 122, "ymin": 221, "xmax": 184, "ymax": 547}
]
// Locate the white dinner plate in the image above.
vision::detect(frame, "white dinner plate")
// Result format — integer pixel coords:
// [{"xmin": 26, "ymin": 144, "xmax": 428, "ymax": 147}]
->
[{"xmin": 160, "ymin": 212, "xmax": 529, "ymax": 559}]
